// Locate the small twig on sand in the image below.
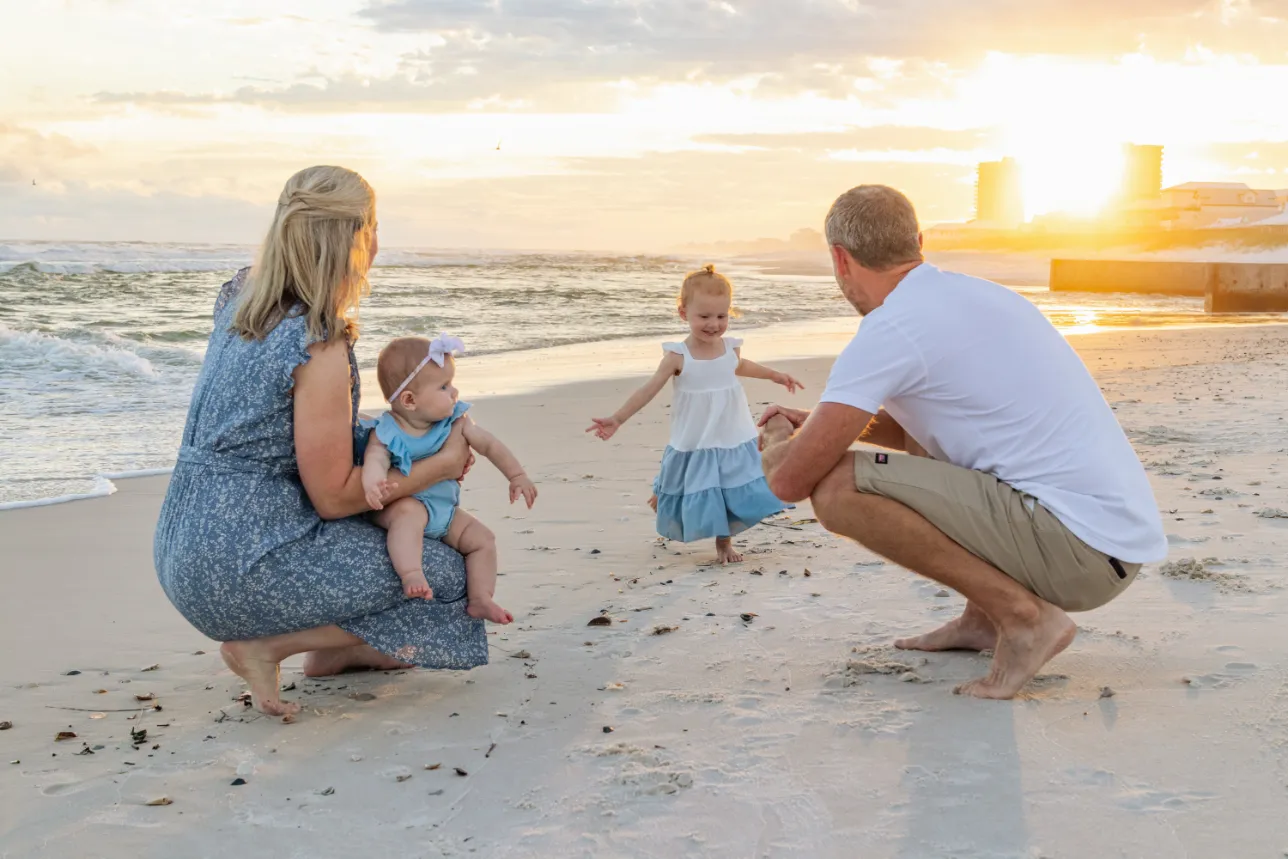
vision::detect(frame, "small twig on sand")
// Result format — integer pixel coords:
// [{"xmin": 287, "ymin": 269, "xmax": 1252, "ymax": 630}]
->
[{"xmin": 45, "ymin": 706, "xmax": 158, "ymax": 714}]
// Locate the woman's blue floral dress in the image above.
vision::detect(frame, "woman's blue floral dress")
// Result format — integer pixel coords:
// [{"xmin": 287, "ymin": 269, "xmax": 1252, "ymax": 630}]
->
[{"xmin": 153, "ymin": 269, "xmax": 487, "ymax": 668}]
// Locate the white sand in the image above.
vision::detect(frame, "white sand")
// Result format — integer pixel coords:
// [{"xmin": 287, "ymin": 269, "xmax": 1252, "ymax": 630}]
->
[{"xmin": 4, "ymin": 324, "xmax": 1288, "ymax": 857}]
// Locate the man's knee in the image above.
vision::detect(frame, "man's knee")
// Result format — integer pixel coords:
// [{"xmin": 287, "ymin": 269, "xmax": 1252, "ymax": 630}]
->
[{"xmin": 810, "ymin": 453, "xmax": 861, "ymax": 534}]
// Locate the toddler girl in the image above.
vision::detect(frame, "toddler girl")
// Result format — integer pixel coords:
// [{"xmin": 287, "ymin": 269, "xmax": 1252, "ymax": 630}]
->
[
  {"xmin": 363, "ymin": 334, "xmax": 536, "ymax": 623},
  {"xmin": 587, "ymin": 265, "xmax": 801, "ymax": 564}
]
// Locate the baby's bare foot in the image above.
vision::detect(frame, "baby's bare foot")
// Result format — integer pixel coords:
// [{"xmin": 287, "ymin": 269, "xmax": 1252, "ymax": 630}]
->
[
  {"xmin": 648, "ymin": 494, "xmax": 658, "ymax": 512},
  {"xmin": 399, "ymin": 571, "xmax": 433, "ymax": 600},
  {"xmin": 715, "ymin": 537, "xmax": 743, "ymax": 565},
  {"xmin": 467, "ymin": 599, "xmax": 514, "ymax": 624}
]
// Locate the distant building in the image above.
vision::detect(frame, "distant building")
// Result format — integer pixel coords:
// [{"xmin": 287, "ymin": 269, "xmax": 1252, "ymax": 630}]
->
[
  {"xmin": 975, "ymin": 158, "xmax": 1024, "ymax": 228},
  {"xmin": 1121, "ymin": 144, "xmax": 1163, "ymax": 203},
  {"xmin": 1160, "ymin": 182, "xmax": 1282, "ymax": 229}
]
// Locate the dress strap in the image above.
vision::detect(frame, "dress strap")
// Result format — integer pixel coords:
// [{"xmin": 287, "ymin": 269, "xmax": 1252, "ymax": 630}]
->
[
  {"xmin": 661, "ymin": 342, "xmax": 687, "ymax": 356},
  {"xmin": 724, "ymin": 336, "xmax": 743, "ymax": 350}
]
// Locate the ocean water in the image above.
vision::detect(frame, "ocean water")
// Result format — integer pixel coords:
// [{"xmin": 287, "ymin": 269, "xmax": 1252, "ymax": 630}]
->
[{"xmin": 0, "ymin": 240, "xmax": 1281, "ymax": 508}]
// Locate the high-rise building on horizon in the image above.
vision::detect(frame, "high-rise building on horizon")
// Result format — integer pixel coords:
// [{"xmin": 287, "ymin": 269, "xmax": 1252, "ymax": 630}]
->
[
  {"xmin": 1122, "ymin": 144, "xmax": 1164, "ymax": 202},
  {"xmin": 975, "ymin": 158, "xmax": 1024, "ymax": 228}
]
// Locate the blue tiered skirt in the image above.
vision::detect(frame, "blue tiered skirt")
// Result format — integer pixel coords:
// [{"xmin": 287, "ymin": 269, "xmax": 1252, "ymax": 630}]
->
[{"xmin": 653, "ymin": 438, "xmax": 786, "ymax": 542}]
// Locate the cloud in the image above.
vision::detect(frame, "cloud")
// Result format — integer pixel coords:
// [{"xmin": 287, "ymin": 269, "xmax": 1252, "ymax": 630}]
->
[
  {"xmin": 693, "ymin": 126, "xmax": 994, "ymax": 153},
  {"xmin": 359, "ymin": 0, "xmax": 1284, "ymax": 76},
  {"xmin": 0, "ymin": 181, "xmax": 270, "ymax": 243},
  {"xmin": 0, "ymin": 124, "xmax": 97, "ymax": 183},
  {"xmin": 90, "ymin": 0, "xmax": 1288, "ymax": 118},
  {"xmin": 373, "ymin": 145, "xmax": 978, "ymax": 250}
]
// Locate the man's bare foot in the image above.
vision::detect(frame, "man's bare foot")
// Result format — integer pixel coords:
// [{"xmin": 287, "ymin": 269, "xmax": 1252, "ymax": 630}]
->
[
  {"xmin": 715, "ymin": 537, "xmax": 743, "ymax": 565},
  {"xmin": 399, "ymin": 570, "xmax": 433, "ymax": 600},
  {"xmin": 896, "ymin": 602, "xmax": 997, "ymax": 652},
  {"xmin": 467, "ymin": 599, "xmax": 514, "ymax": 624},
  {"xmin": 220, "ymin": 641, "xmax": 300, "ymax": 716},
  {"xmin": 648, "ymin": 494, "xmax": 658, "ymax": 512},
  {"xmin": 955, "ymin": 603, "xmax": 1077, "ymax": 699},
  {"xmin": 302, "ymin": 644, "xmax": 413, "ymax": 678}
]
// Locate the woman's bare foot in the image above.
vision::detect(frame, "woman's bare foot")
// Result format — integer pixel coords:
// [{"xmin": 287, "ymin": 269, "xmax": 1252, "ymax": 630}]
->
[
  {"xmin": 221, "ymin": 641, "xmax": 300, "ymax": 716},
  {"xmin": 467, "ymin": 599, "xmax": 514, "ymax": 624},
  {"xmin": 895, "ymin": 601, "xmax": 997, "ymax": 652},
  {"xmin": 302, "ymin": 644, "xmax": 413, "ymax": 678},
  {"xmin": 398, "ymin": 570, "xmax": 434, "ymax": 600},
  {"xmin": 715, "ymin": 537, "xmax": 743, "ymax": 565},
  {"xmin": 955, "ymin": 602, "xmax": 1077, "ymax": 699}
]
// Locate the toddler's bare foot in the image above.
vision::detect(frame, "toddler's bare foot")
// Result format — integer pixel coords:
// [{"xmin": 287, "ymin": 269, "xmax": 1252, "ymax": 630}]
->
[
  {"xmin": 715, "ymin": 537, "xmax": 743, "ymax": 565},
  {"xmin": 399, "ymin": 570, "xmax": 433, "ymax": 600},
  {"xmin": 648, "ymin": 494, "xmax": 658, "ymax": 512},
  {"xmin": 467, "ymin": 599, "xmax": 514, "ymax": 624},
  {"xmin": 220, "ymin": 641, "xmax": 300, "ymax": 716}
]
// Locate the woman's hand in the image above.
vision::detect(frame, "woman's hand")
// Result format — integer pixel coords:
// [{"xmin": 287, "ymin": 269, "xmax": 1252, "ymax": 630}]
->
[
  {"xmin": 586, "ymin": 416, "xmax": 622, "ymax": 440},
  {"xmin": 772, "ymin": 372, "xmax": 805, "ymax": 394}
]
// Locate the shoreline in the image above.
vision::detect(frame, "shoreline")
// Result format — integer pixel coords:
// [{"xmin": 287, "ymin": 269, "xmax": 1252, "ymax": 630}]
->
[
  {"xmin": 4, "ymin": 322, "xmax": 1288, "ymax": 855},
  {"xmin": 5, "ymin": 315, "xmax": 1288, "ymax": 511}
]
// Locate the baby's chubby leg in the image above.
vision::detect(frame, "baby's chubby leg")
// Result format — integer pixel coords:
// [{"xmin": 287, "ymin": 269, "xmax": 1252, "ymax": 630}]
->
[
  {"xmin": 443, "ymin": 510, "xmax": 512, "ymax": 624},
  {"xmin": 373, "ymin": 498, "xmax": 433, "ymax": 600}
]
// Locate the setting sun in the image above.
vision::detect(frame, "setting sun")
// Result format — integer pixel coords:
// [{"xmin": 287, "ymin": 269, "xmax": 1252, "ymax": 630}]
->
[{"xmin": 1012, "ymin": 134, "xmax": 1127, "ymax": 218}]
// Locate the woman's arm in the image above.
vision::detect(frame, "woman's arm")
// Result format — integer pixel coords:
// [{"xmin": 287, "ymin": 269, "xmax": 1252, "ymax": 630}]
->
[
  {"xmin": 735, "ymin": 355, "xmax": 804, "ymax": 394},
  {"xmin": 294, "ymin": 341, "xmax": 472, "ymax": 520},
  {"xmin": 585, "ymin": 353, "xmax": 682, "ymax": 440}
]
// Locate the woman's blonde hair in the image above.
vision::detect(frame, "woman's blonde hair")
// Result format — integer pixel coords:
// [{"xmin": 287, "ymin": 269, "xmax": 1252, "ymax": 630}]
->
[
  {"xmin": 233, "ymin": 165, "xmax": 377, "ymax": 343},
  {"xmin": 678, "ymin": 264, "xmax": 734, "ymax": 312}
]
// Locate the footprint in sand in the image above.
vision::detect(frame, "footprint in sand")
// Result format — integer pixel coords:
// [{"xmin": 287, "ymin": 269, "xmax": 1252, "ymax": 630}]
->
[
  {"xmin": 1115, "ymin": 784, "xmax": 1218, "ymax": 813},
  {"xmin": 1183, "ymin": 662, "xmax": 1259, "ymax": 688}
]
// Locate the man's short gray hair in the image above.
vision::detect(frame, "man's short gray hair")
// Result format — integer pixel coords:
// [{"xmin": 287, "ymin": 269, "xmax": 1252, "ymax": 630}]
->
[{"xmin": 824, "ymin": 185, "xmax": 923, "ymax": 271}]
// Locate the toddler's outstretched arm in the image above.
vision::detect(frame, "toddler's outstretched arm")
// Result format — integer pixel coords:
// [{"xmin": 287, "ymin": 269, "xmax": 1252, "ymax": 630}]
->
[
  {"xmin": 362, "ymin": 435, "xmax": 398, "ymax": 510},
  {"xmin": 586, "ymin": 352, "xmax": 683, "ymax": 440},
  {"xmin": 462, "ymin": 420, "xmax": 538, "ymax": 508},
  {"xmin": 735, "ymin": 355, "xmax": 804, "ymax": 394}
]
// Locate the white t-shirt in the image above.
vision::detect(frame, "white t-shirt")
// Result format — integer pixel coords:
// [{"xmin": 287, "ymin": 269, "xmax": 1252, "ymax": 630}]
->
[{"xmin": 820, "ymin": 263, "xmax": 1167, "ymax": 564}]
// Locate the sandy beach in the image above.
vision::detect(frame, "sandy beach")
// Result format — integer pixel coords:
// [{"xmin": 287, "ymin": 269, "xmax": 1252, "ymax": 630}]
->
[{"xmin": 4, "ymin": 323, "xmax": 1288, "ymax": 858}]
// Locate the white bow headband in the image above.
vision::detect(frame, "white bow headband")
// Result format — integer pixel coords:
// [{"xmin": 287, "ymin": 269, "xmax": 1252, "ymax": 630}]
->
[{"xmin": 389, "ymin": 333, "xmax": 465, "ymax": 401}]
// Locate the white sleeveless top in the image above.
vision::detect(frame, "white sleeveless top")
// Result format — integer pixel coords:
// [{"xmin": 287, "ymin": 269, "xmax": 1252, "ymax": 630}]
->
[{"xmin": 662, "ymin": 338, "xmax": 758, "ymax": 452}]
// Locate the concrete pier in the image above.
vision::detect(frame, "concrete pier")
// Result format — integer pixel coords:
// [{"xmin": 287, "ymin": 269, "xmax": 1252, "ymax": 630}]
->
[
  {"xmin": 1050, "ymin": 258, "xmax": 1288, "ymax": 312},
  {"xmin": 1048, "ymin": 259, "xmax": 1207, "ymax": 296},
  {"xmin": 1206, "ymin": 263, "xmax": 1288, "ymax": 313}
]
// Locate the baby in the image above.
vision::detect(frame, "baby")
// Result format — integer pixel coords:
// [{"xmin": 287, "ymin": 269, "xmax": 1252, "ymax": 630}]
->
[{"xmin": 362, "ymin": 334, "xmax": 536, "ymax": 624}]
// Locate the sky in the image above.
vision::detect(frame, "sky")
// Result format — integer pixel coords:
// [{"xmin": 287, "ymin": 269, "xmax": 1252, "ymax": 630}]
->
[{"xmin": 4, "ymin": 0, "xmax": 1288, "ymax": 250}]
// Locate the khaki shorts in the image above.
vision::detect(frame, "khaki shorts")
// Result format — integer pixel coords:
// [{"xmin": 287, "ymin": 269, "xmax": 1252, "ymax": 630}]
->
[{"xmin": 853, "ymin": 451, "xmax": 1139, "ymax": 612}]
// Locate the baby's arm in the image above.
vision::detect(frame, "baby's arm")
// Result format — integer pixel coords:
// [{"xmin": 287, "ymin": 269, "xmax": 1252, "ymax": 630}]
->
[
  {"xmin": 735, "ymin": 352, "xmax": 805, "ymax": 394},
  {"xmin": 585, "ymin": 352, "xmax": 683, "ymax": 440},
  {"xmin": 362, "ymin": 435, "xmax": 398, "ymax": 510},
  {"xmin": 462, "ymin": 420, "xmax": 538, "ymax": 508}
]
